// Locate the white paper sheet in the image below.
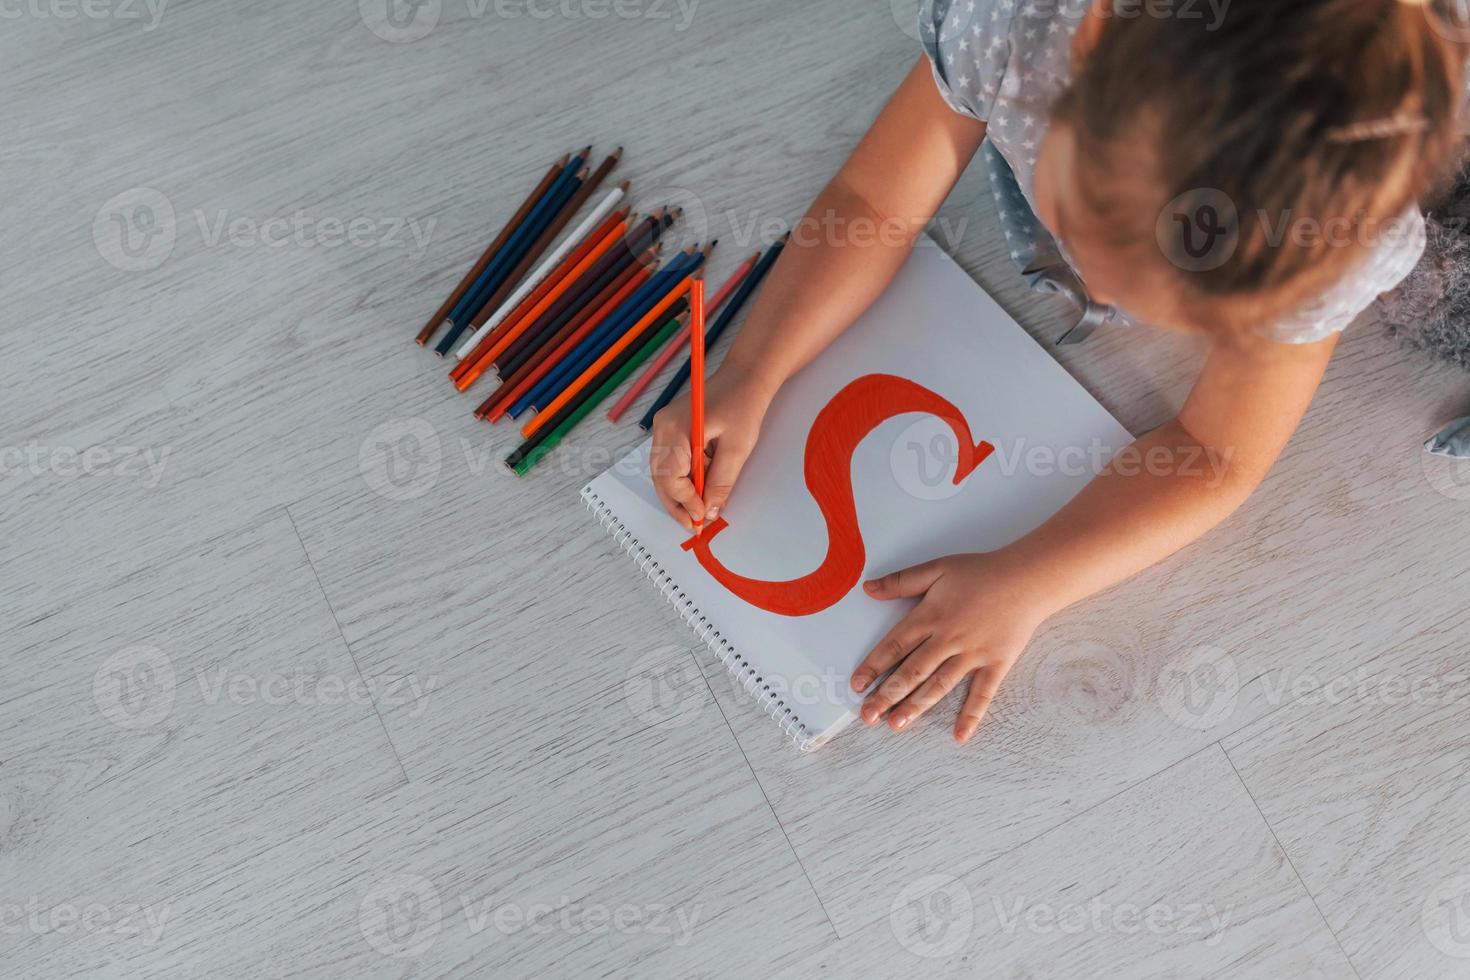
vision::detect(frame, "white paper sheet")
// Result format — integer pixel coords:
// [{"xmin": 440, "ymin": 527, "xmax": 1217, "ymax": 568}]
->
[{"xmin": 585, "ymin": 243, "xmax": 1133, "ymax": 749}]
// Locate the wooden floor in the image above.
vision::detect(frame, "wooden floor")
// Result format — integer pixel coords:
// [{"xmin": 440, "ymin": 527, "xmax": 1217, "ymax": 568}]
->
[{"xmin": 4, "ymin": 0, "xmax": 1469, "ymax": 976}]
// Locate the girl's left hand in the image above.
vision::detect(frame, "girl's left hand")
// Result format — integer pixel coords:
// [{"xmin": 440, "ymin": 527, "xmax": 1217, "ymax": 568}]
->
[{"xmin": 849, "ymin": 553, "xmax": 1050, "ymax": 743}]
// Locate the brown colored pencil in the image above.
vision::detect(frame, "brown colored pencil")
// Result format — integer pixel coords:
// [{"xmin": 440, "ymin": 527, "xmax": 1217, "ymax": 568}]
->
[
  {"xmin": 484, "ymin": 247, "xmax": 657, "ymax": 398},
  {"xmin": 415, "ymin": 154, "xmax": 565, "ymax": 346},
  {"xmin": 455, "ymin": 150, "xmax": 624, "ymax": 343}
]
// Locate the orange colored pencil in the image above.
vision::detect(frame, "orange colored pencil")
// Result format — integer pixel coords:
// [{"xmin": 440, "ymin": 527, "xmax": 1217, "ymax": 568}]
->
[
  {"xmin": 475, "ymin": 246, "xmax": 658, "ymax": 405},
  {"xmin": 690, "ymin": 275, "xmax": 707, "ymax": 504},
  {"xmin": 521, "ymin": 276, "xmax": 694, "ymax": 438},
  {"xmin": 606, "ymin": 252, "xmax": 757, "ymax": 423},
  {"xmin": 449, "ymin": 209, "xmax": 628, "ymax": 383},
  {"xmin": 456, "ymin": 245, "xmax": 650, "ymax": 394},
  {"xmin": 416, "ymin": 155, "xmax": 565, "ymax": 345},
  {"xmin": 454, "ymin": 215, "xmax": 628, "ymax": 383},
  {"xmin": 479, "ymin": 255, "xmax": 658, "ymax": 421}
]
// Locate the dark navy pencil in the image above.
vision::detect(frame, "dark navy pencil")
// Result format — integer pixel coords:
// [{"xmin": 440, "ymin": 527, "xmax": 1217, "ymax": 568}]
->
[
  {"xmin": 509, "ymin": 297, "xmax": 692, "ymax": 469},
  {"xmin": 491, "ymin": 212, "xmax": 664, "ymax": 375},
  {"xmin": 518, "ymin": 248, "xmax": 708, "ymax": 416},
  {"xmin": 436, "ymin": 151, "xmax": 587, "ymax": 353},
  {"xmin": 506, "ymin": 250, "xmax": 697, "ymax": 419},
  {"xmin": 492, "ymin": 209, "xmax": 677, "ymax": 377},
  {"xmin": 637, "ymin": 232, "xmax": 787, "ymax": 430}
]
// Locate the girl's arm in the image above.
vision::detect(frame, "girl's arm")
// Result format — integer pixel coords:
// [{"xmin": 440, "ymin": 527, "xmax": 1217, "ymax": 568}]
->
[
  {"xmin": 650, "ymin": 57, "xmax": 987, "ymax": 526},
  {"xmin": 855, "ymin": 332, "xmax": 1340, "ymax": 742}
]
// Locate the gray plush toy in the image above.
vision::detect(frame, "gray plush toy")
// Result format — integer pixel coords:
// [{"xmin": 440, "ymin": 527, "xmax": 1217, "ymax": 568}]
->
[{"xmin": 1375, "ymin": 167, "xmax": 1470, "ymax": 458}]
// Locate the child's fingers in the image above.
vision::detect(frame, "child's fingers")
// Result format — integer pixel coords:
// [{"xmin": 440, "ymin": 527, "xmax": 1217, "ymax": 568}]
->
[
  {"xmin": 955, "ymin": 667, "xmax": 1004, "ymax": 743},
  {"xmin": 665, "ymin": 474, "xmax": 707, "ymax": 525},
  {"xmin": 850, "ymin": 616, "xmax": 932, "ymax": 694},
  {"xmin": 862, "ymin": 559, "xmax": 945, "ymax": 600},
  {"xmin": 702, "ymin": 437, "xmax": 753, "ymax": 519},
  {"xmin": 888, "ymin": 655, "xmax": 970, "ymax": 731},
  {"xmin": 652, "ymin": 483, "xmax": 694, "ymax": 530},
  {"xmin": 649, "ymin": 413, "xmax": 698, "ymax": 526},
  {"xmin": 860, "ymin": 637, "xmax": 950, "ymax": 725}
]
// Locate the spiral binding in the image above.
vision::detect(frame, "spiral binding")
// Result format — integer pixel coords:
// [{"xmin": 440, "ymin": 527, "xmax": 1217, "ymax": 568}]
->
[{"xmin": 583, "ymin": 486, "xmax": 815, "ymax": 751}]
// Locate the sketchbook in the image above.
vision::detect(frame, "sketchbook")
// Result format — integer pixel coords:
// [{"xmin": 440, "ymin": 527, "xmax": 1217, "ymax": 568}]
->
[{"xmin": 583, "ymin": 242, "xmax": 1133, "ymax": 750}]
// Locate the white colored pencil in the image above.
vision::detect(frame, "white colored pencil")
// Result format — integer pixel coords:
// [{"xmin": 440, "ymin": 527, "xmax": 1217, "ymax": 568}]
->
[{"xmin": 452, "ymin": 182, "xmax": 629, "ymax": 359}]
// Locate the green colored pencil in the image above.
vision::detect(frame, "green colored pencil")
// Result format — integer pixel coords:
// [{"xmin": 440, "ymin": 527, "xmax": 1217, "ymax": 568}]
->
[{"xmin": 508, "ymin": 315, "xmax": 684, "ymax": 476}]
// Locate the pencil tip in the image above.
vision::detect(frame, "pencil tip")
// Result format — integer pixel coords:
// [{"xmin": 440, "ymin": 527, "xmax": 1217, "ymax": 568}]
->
[
  {"xmin": 611, "ymin": 146, "xmax": 624, "ymax": 158},
  {"xmin": 618, "ymin": 179, "xmax": 631, "ymax": 191}
]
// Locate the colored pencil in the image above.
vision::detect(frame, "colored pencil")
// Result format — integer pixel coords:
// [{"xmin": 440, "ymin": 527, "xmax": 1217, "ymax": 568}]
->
[
  {"xmin": 477, "ymin": 249, "xmax": 659, "ymax": 421},
  {"xmin": 521, "ymin": 275, "xmax": 696, "ymax": 438},
  {"xmin": 490, "ymin": 215, "xmax": 657, "ymax": 377},
  {"xmin": 638, "ymin": 232, "xmax": 788, "ymax": 431},
  {"xmin": 690, "ymin": 274, "xmax": 707, "ymax": 505},
  {"xmin": 452, "ymin": 179, "xmax": 627, "ymax": 360},
  {"xmin": 496, "ymin": 244, "xmax": 652, "ymax": 382},
  {"xmin": 459, "ymin": 212, "xmax": 631, "ymax": 376},
  {"xmin": 606, "ymin": 251, "xmax": 757, "ymax": 423},
  {"xmin": 451, "ymin": 209, "xmax": 630, "ymax": 383},
  {"xmin": 506, "ymin": 314, "xmax": 685, "ymax": 475},
  {"xmin": 436, "ymin": 157, "xmax": 587, "ymax": 354},
  {"xmin": 414, "ymin": 154, "xmax": 564, "ymax": 346},
  {"xmin": 517, "ymin": 300, "xmax": 690, "ymax": 454},
  {"xmin": 513, "ymin": 246, "xmax": 706, "ymax": 419},
  {"xmin": 491, "ymin": 209, "xmax": 676, "ymax": 377},
  {"xmin": 453, "ymin": 233, "xmax": 645, "ymax": 393},
  {"xmin": 444, "ymin": 150, "xmax": 623, "ymax": 358},
  {"xmin": 439, "ymin": 149, "xmax": 587, "ymax": 339}
]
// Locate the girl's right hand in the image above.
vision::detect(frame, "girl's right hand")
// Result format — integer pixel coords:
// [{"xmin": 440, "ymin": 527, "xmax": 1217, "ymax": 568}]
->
[{"xmin": 649, "ymin": 362, "xmax": 779, "ymax": 530}]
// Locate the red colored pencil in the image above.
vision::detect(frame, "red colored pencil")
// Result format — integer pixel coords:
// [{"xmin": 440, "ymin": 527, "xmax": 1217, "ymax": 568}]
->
[
  {"xmin": 690, "ymin": 274, "xmax": 707, "ymax": 508},
  {"xmin": 478, "ymin": 251, "xmax": 659, "ymax": 421},
  {"xmin": 449, "ymin": 208, "xmax": 628, "ymax": 383},
  {"xmin": 521, "ymin": 275, "xmax": 695, "ymax": 439},
  {"xmin": 606, "ymin": 252, "xmax": 758, "ymax": 423}
]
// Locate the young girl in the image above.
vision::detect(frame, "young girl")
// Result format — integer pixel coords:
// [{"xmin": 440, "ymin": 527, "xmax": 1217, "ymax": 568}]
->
[{"xmin": 650, "ymin": 0, "xmax": 1467, "ymax": 743}]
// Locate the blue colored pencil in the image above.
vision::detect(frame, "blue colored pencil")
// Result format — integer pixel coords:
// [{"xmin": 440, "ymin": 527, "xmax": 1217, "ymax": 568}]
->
[
  {"xmin": 506, "ymin": 249, "xmax": 699, "ymax": 418},
  {"xmin": 514, "ymin": 248, "xmax": 708, "ymax": 417},
  {"xmin": 637, "ymin": 231, "xmax": 787, "ymax": 431},
  {"xmin": 435, "ymin": 151, "xmax": 587, "ymax": 353}
]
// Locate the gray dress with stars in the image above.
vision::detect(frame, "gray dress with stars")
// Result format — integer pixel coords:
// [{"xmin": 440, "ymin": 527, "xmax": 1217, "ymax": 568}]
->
[{"xmin": 917, "ymin": 0, "xmax": 1427, "ymax": 345}]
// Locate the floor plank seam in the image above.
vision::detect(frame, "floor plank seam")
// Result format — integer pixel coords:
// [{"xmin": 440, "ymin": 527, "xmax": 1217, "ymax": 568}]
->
[
  {"xmin": 823, "ymin": 739, "xmax": 1231, "ymax": 941},
  {"xmin": 283, "ymin": 503, "xmax": 411, "ymax": 786},
  {"xmin": 1220, "ymin": 743, "xmax": 1366, "ymax": 980},
  {"xmin": 1211, "ymin": 597, "xmax": 1470, "ymax": 752},
  {"xmin": 691, "ymin": 649, "xmax": 842, "ymax": 944}
]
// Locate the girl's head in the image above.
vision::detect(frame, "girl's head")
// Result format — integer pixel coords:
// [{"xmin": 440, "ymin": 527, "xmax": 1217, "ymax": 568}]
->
[{"xmin": 1032, "ymin": 0, "xmax": 1467, "ymax": 338}]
